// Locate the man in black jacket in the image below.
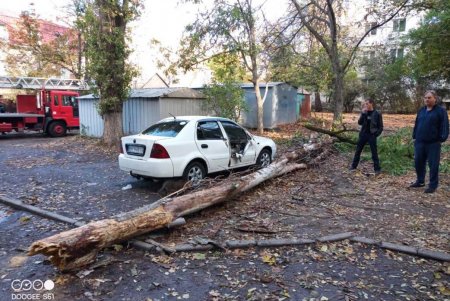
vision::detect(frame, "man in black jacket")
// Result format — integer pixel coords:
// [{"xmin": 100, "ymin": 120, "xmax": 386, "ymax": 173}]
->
[
  {"xmin": 410, "ymin": 90, "xmax": 449, "ymax": 193},
  {"xmin": 350, "ymin": 99, "xmax": 383, "ymax": 173}
]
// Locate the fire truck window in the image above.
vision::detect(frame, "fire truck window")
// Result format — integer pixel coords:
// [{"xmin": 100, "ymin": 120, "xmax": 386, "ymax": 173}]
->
[
  {"xmin": 54, "ymin": 95, "xmax": 59, "ymax": 106},
  {"xmin": 63, "ymin": 96, "xmax": 78, "ymax": 108},
  {"xmin": 63, "ymin": 96, "xmax": 71, "ymax": 106}
]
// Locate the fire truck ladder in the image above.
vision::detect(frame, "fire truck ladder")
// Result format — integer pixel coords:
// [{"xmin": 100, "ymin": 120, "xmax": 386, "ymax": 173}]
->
[{"xmin": 0, "ymin": 76, "xmax": 89, "ymax": 90}]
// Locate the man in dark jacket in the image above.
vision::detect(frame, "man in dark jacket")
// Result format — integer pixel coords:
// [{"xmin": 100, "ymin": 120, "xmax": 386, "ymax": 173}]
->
[
  {"xmin": 410, "ymin": 90, "xmax": 449, "ymax": 193},
  {"xmin": 350, "ymin": 99, "xmax": 383, "ymax": 173}
]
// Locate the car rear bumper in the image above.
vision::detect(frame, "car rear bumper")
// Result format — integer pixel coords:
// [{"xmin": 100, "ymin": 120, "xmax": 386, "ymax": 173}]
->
[{"xmin": 118, "ymin": 154, "xmax": 174, "ymax": 178}]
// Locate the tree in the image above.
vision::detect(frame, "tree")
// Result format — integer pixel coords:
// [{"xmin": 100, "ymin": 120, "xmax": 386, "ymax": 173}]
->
[
  {"xmin": 202, "ymin": 53, "xmax": 247, "ymax": 121},
  {"xmin": 361, "ymin": 49, "xmax": 413, "ymax": 113},
  {"xmin": 407, "ymin": 0, "xmax": 450, "ymax": 84},
  {"xmin": 288, "ymin": 0, "xmax": 410, "ymax": 123},
  {"xmin": 79, "ymin": 0, "xmax": 141, "ymax": 146},
  {"xmin": 342, "ymin": 68, "xmax": 363, "ymax": 113},
  {"xmin": 270, "ymin": 37, "xmax": 333, "ymax": 112},
  {"xmin": 176, "ymin": 0, "xmax": 273, "ymax": 134},
  {"xmin": 1, "ymin": 12, "xmax": 83, "ymax": 78}
]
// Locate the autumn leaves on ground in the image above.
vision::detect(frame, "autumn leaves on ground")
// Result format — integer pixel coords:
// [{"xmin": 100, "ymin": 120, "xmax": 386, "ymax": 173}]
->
[
  {"xmin": 0, "ymin": 112, "xmax": 449, "ymax": 300},
  {"xmin": 161, "ymin": 113, "xmax": 449, "ymax": 255}
]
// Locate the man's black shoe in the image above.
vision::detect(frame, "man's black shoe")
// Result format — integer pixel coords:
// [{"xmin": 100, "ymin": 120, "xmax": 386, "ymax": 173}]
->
[
  {"xmin": 349, "ymin": 167, "xmax": 356, "ymax": 171},
  {"xmin": 409, "ymin": 182, "xmax": 425, "ymax": 188},
  {"xmin": 424, "ymin": 188, "xmax": 436, "ymax": 193}
]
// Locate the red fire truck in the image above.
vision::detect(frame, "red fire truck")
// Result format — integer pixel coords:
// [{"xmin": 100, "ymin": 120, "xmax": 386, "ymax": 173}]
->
[{"xmin": 0, "ymin": 76, "xmax": 88, "ymax": 137}]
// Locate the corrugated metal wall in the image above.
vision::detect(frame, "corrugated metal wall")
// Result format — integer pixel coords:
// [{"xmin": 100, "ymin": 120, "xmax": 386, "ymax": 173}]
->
[
  {"xmin": 274, "ymin": 84, "xmax": 298, "ymax": 125},
  {"xmin": 123, "ymin": 98, "xmax": 160, "ymax": 134},
  {"xmin": 79, "ymin": 99, "xmax": 104, "ymax": 137},
  {"xmin": 241, "ymin": 84, "xmax": 298, "ymax": 129},
  {"xmin": 241, "ymin": 87, "xmax": 275, "ymax": 128},
  {"xmin": 159, "ymin": 98, "xmax": 207, "ymax": 119}
]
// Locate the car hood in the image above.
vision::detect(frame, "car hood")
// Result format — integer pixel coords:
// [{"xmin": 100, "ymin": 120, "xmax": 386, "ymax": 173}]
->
[{"xmin": 252, "ymin": 135, "xmax": 274, "ymax": 145}]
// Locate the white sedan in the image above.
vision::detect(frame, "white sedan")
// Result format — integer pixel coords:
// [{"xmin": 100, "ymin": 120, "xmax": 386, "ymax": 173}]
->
[{"xmin": 118, "ymin": 116, "xmax": 277, "ymax": 183}]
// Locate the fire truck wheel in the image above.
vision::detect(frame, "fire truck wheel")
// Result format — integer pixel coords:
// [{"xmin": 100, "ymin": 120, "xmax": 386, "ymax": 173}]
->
[{"xmin": 48, "ymin": 122, "xmax": 67, "ymax": 137}]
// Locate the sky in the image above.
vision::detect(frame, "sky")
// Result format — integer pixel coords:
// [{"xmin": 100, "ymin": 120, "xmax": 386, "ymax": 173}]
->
[{"xmin": 0, "ymin": 0, "xmax": 287, "ymax": 86}]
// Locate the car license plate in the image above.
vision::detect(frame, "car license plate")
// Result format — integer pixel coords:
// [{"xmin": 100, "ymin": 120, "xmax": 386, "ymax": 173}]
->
[{"xmin": 126, "ymin": 144, "xmax": 145, "ymax": 156}]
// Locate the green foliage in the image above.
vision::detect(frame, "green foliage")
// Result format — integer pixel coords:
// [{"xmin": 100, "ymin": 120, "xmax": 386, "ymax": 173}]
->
[
  {"xmin": 441, "ymin": 144, "xmax": 450, "ymax": 173},
  {"xmin": 270, "ymin": 44, "xmax": 332, "ymax": 94},
  {"xmin": 376, "ymin": 128, "xmax": 414, "ymax": 175},
  {"xmin": 336, "ymin": 128, "xmax": 450, "ymax": 175},
  {"xmin": 78, "ymin": 0, "xmax": 141, "ymax": 116},
  {"xmin": 407, "ymin": 0, "xmax": 450, "ymax": 83},
  {"xmin": 207, "ymin": 53, "xmax": 248, "ymax": 83},
  {"xmin": 343, "ymin": 69, "xmax": 363, "ymax": 113},
  {"xmin": 203, "ymin": 53, "xmax": 247, "ymax": 121},
  {"xmin": 361, "ymin": 51, "xmax": 414, "ymax": 113},
  {"xmin": 336, "ymin": 128, "xmax": 414, "ymax": 175},
  {"xmin": 176, "ymin": 0, "xmax": 269, "ymax": 132},
  {"xmin": 202, "ymin": 82, "xmax": 246, "ymax": 121},
  {"xmin": 177, "ymin": 1, "xmax": 260, "ymax": 73}
]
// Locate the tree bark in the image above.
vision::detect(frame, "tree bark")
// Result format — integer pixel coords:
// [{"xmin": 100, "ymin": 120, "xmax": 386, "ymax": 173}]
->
[
  {"xmin": 28, "ymin": 145, "xmax": 328, "ymax": 271},
  {"xmin": 303, "ymin": 124, "xmax": 357, "ymax": 145},
  {"xmin": 102, "ymin": 111, "xmax": 123, "ymax": 147},
  {"xmin": 254, "ymin": 79, "xmax": 264, "ymax": 134},
  {"xmin": 332, "ymin": 69, "xmax": 344, "ymax": 123},
  {"xmin": 314, "ymin": 92, "xmax": 323, "ymax": 112}
]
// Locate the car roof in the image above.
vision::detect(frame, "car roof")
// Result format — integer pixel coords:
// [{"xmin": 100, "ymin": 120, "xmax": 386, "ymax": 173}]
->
[{"xmin": 159, "ymin": 116, "xmax": 235, "ymax": 123}]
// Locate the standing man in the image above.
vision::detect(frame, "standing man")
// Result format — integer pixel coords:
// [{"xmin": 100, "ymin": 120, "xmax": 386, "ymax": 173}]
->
[
  {"xmin": 410, "ymin": 90, "xmax": 449, "ymax": 193},
  {"xmin": 350, "ymin": 99, "xmax": 383, "ymax": 173}
]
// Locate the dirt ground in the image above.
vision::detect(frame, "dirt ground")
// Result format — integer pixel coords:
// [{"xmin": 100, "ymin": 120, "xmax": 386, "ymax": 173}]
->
[{"xmin": 0, "ymin": 114, "xmax": 449, "ymax": 301}]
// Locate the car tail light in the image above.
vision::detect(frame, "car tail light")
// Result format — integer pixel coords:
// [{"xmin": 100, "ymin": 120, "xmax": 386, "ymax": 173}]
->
[{"xmin": 150, "ymin": 143, "xmax": 170, "ymax": 159}]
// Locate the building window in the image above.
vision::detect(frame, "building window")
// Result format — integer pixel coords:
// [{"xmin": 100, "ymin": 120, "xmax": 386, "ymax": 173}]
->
[
  {"xmin": 362, "ymin": 51, "xmax": 375, "ymax": 60},
  {"xmin": 366, "ymin": 22, "xmax": 378, "ymax": 35},
  {"xmin": 390, "ymin": 48, "xmax": 404, "ymax": 61},
  {"xmin": 393, "ymin": 18, "xmax": 406, "ymax": 32}
]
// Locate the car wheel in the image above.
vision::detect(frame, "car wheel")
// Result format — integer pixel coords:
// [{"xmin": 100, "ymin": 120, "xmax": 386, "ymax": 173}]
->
[
  {"xmin": 256, "ymin": 149, "xmax": 271, "ymax": 168},
  {"xmin": 48, "ymin": 121, "xmax": 67, "ymax": 137},
  {"xmin": 183, "ymin": 161, "xmax": 206, "ymax": 185}
]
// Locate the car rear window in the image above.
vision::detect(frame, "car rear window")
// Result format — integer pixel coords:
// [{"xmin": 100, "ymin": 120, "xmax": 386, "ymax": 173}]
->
[{"xmin": 142, "ymin": 120, "xmax": 188, "ymax": 137}]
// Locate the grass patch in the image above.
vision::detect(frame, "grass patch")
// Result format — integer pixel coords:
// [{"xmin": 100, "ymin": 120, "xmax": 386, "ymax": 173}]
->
[
  {"xmin": 441, "ymin": 144, "xmax": 450, "ymax": 173},
  {"xmin": 336, "ymin": 128, "xmax": 415, "ymax": 175},
  {"xmin": 336, "ymin": 128, "xmax": 450, "ymax": 175}
]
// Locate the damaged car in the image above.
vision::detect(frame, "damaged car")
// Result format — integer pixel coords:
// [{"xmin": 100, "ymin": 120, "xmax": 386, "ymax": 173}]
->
[{"xmin": 118, "ymin": 116, "xmax": 277, "ymax": 183}]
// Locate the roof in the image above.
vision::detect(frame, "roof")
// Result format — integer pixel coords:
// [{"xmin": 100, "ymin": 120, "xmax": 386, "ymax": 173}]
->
[
  {"xmin": 77, "ymin": 87, "xmax": 204, "ymax": 100},
  {"xmin": 140, "ymin": 73, "xmax": 169, "ymax": 88},
  {"xmin": 240, "ymin": 82, "xmax": 286, "ymax": 89},
  {"xmin": 159, "ymin": 116, "xmax": 232, "ymax": 123}
]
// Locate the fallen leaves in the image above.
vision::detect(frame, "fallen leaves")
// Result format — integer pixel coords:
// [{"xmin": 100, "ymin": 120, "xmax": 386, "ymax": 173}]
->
[{"xmin": 8, "ymin": 256, "xmax": 27, "ymax": 267}]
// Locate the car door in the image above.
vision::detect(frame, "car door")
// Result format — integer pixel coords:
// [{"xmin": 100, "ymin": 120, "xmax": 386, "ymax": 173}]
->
[
  {"xmin": 195, "ymin": 120, "xmax": 230, "ymax": 172},
  {"xmin": 220, "ymin": 120, "xmax": 256, "ymax": 167}
]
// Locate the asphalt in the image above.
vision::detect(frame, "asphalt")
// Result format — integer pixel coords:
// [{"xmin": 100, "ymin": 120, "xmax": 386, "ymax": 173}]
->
[{"xmin": 0, "ymin": 134, "xmax": 448, "ymax": 301}]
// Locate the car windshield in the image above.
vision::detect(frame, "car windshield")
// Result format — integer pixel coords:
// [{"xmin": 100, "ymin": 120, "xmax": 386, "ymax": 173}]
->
[{"xmin": 142, "ymin": 120, "xmax": 188, "ymax": 137}]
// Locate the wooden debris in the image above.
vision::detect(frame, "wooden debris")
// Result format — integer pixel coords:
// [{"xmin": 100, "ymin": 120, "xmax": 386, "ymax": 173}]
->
[{"xmin": 28, "ymin": 142, "xmax": 331, "ymax": 271}]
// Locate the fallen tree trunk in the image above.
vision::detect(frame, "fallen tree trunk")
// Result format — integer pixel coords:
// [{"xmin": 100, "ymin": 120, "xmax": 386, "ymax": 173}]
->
[
  {"xmin": 303, "ymin": 124, "xmax": 357, "ymax": 145},
  {"xmin": 28, "ymin": 144, "xmax": 327, "ymax": 271}
]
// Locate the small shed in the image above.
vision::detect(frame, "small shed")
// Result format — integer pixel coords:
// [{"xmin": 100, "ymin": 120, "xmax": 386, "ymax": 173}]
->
[
  {"xmin": 78, "ymin": 88, "xmax": 206, "ymax": 137},
  {"xmin": 240, "ymin": 82, "xmax": 299, "ymax": 129},
  {"xmin": 297, "ymin": 88, "xmax": 311, "ymax": 119}
]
